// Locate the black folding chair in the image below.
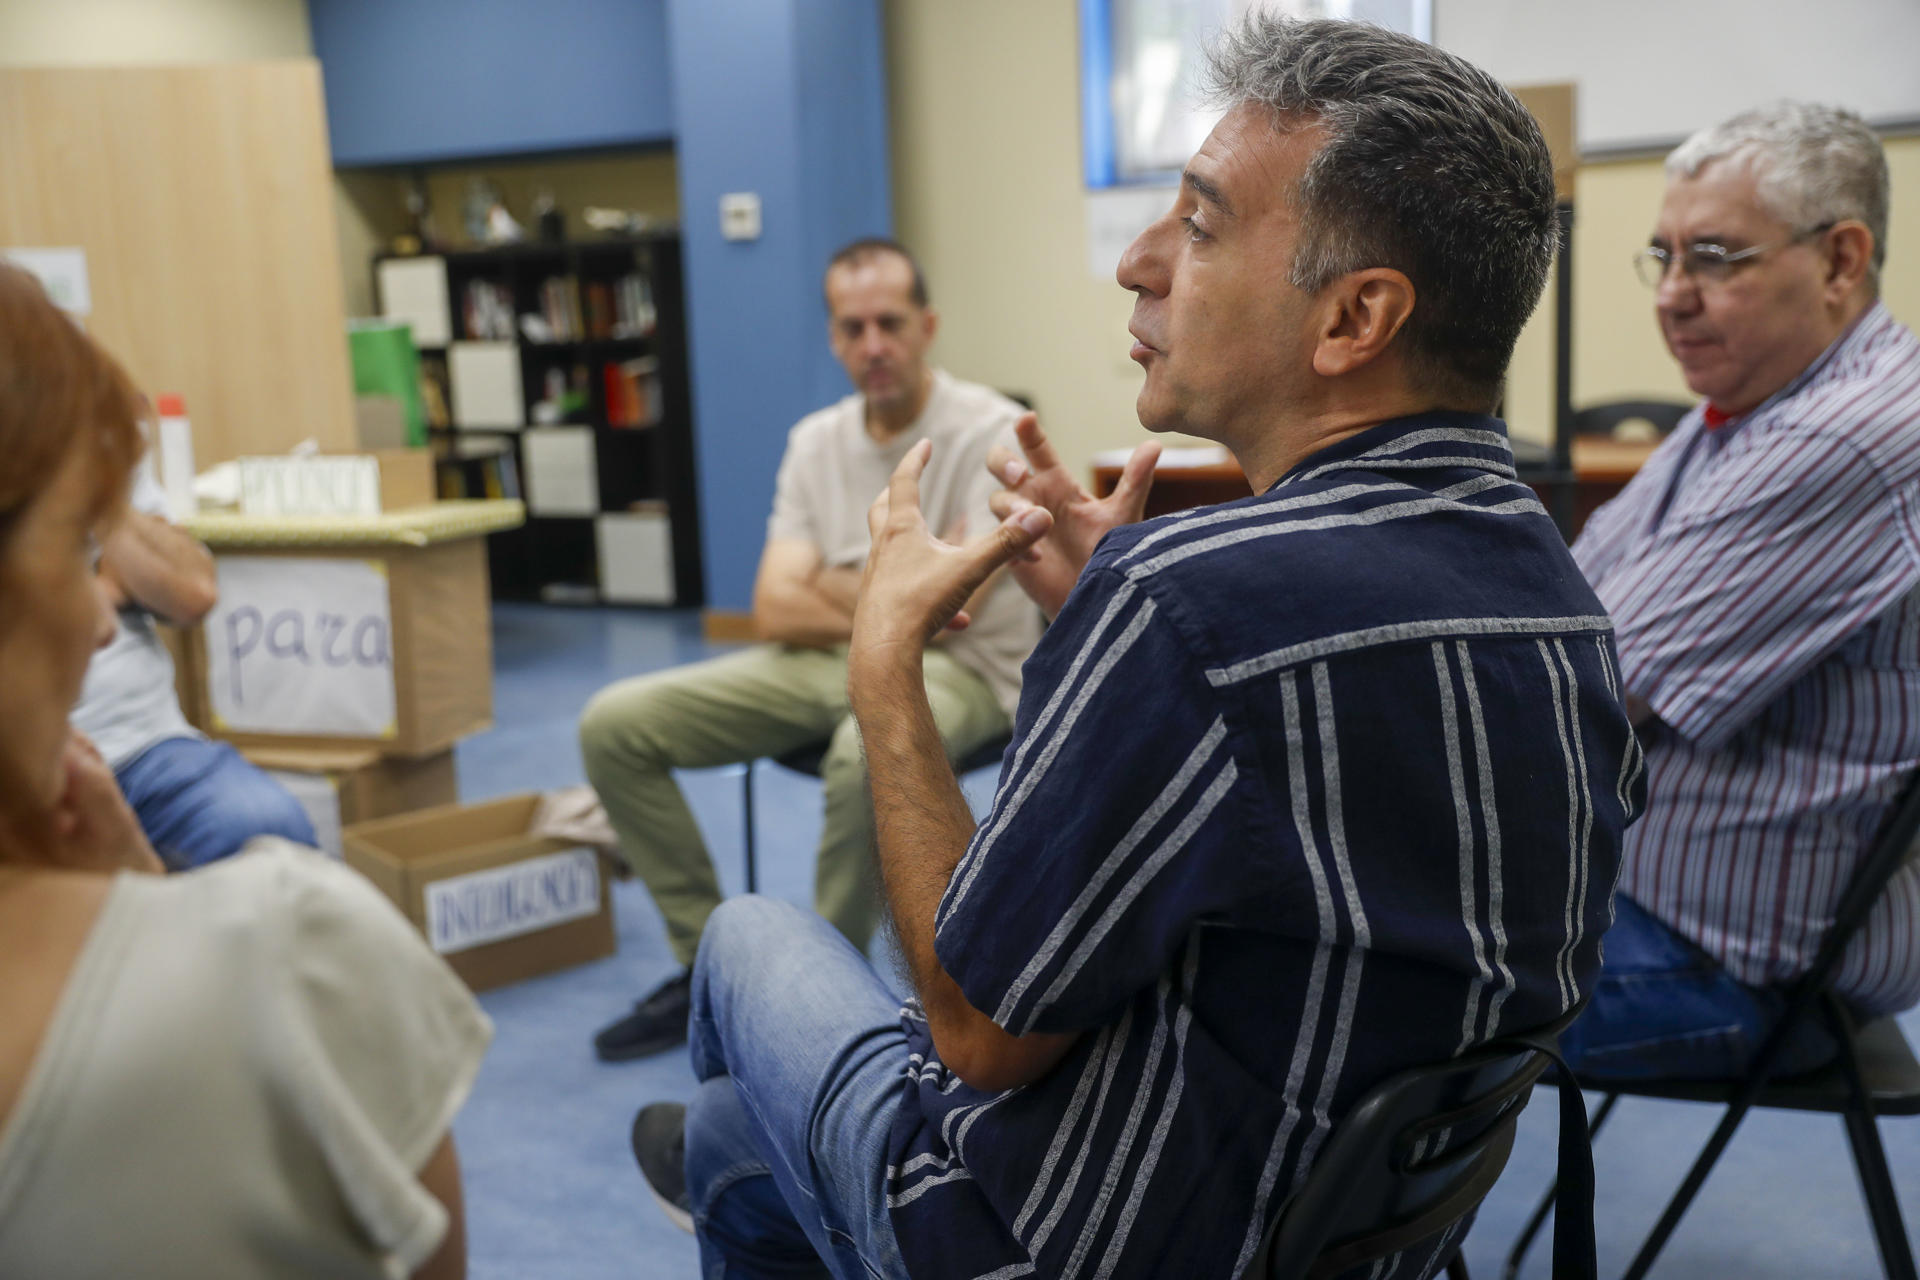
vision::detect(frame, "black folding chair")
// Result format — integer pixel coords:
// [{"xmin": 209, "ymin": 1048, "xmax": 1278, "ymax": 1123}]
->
[
  {"xmin": 1246, "ymin": 1016, "xmax": 1598, "ymax": 1280},
  {"xmin": 738, "ymin": 734, "xmax": 1011, "ymax": 892},
  {"xmin": 1505, "ymin": 773, "xmax": 1920, "ymax": 1280},
  {"xmin": 1569, "ymin": 400, "xmax": 1692, "ymax": 438}
]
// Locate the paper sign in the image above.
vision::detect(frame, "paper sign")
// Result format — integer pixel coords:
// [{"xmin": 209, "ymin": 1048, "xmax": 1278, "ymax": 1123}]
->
[
  {"xmin": 1084, "ymin": 186, "xmax": 1176, "ymax": 279},
  {"xmin": 265, "ymin": 769, "xmax": 345, "ymax": 858},
  {"xmin": 424, "ymin": 847, "xmax": 603, "ymax": 954},
  {"xmin": 3, "ymin": 247, "xmax": 91, "ymax": 315},
  {"xmin": 239, "ymin": 456, "xmax": 382, "ymax": 517},
  {"xmin": 205, "ymin": 556, "xmax": 398, "ymax": 737}
]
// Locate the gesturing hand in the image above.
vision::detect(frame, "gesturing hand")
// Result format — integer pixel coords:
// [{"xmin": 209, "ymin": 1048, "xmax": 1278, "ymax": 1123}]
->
[
  {"xmin": 985, "ymin": 414, "xmax": 1160, "ymax": 618},
  {"xmin": 852, "ymin": 440, "xmax": 1053, "ymax": 670}
]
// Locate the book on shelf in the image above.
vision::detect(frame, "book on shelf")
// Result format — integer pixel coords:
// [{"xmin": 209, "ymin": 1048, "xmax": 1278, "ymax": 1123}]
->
[
  {"xmin": 613, "ymin": 273, "xmax": 656, "ymax": 339},
  {"xmin": 462, "ymin": 280, "xmax": 515, "ymax": 340},
  {"xmin": 603, "ymin": 356, "xmax": 662, "ymax": 428},
  {"xmin": 536, "ymin": 276, "xmax": 585, "ymax": 342}
]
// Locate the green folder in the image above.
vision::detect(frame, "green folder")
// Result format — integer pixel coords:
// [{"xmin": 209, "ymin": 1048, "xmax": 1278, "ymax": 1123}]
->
[{"xmin": 348, "ymin": 320, "xmax": 428, "ymax": 447}]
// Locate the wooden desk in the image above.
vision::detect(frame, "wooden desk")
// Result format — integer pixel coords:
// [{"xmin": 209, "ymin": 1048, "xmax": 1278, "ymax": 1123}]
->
[{"xmin": 1091, "ymin": 439, "xmax": 1659, "ymax": 538}]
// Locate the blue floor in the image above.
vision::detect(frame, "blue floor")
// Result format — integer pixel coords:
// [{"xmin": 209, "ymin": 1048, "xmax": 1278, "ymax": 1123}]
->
[{"xmin": 452, "ymin": 602, "xmax": 1920, "ymax": 1279}]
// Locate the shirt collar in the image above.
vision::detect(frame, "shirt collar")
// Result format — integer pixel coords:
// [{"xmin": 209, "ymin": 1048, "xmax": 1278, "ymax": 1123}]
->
[
  {"xmin": 1272, "ymin": 409, "xmax": 1512, "ymax": 491},
  {"xmin": 1699, "ymin": 301, "xmax": 1890, "ymax": 436}
]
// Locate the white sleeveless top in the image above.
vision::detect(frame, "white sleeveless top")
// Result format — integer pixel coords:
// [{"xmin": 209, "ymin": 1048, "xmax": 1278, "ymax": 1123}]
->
[{"xmin": 0, "ymin": 843, "xmax": 491, "ymax": 1278}]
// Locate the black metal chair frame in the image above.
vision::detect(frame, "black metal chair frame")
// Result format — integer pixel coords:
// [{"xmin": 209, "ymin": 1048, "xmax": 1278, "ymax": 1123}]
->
[
  {"xmin": 1505, "ymin": 773, "xmax": 1920, "ymax": 1280},
  {"xmin": 738, "ymin": 734, "xmax": 1011, "ymax": 892},
  {"xmin": 1247, "ymin": 1012, "xmax": 1598, "ymax": 1280},
  {"xmin": 1569, "ymin": 400, "xmax": 1692, "ymax": 439}
]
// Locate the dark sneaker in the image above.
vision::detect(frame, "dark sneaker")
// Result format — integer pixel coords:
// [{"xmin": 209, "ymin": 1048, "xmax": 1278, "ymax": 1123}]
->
[
  {"xmin": 631, "ymin": 1102, "xmax": 693, "ymax": 1234},
  {"xmin": 593, "ymin": 971, "xmax": 693, "ymax": 1062}
]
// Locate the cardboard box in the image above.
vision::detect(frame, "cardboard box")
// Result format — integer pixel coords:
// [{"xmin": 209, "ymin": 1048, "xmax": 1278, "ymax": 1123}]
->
[
  {"xmin": 344, "ymin": 794, "xmax": 616, "ymax": 992},
  {"xmin": 189, "ymin": 536, "xmax": 493, "ymax": 757},
  {"xmin": 237, "ymin": 449, "xmax": 435, "ymax": 517},
  {"xmin": 243, "ymin": 745, "xmax": 458, "ymax": 858}
]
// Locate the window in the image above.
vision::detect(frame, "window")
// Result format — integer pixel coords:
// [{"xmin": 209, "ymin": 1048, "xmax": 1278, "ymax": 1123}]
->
[{"xmin": 1082, "ymin": 0, "xmax": 1434, "ymax": 188}]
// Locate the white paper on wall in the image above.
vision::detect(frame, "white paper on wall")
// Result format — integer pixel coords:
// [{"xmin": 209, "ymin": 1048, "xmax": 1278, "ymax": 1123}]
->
[
  {"xmin": 205, "ymin": 556, "xmax": 398, "ymax": 738},
  {"xmin": 423, "ymin": 847, "xmax": 603, "ymax": 954},
  {"xmin": 265, "ymin": 769, "xmax": 345, "ymax": 858},
  {"xmin": 1084, "ymin": 185, "xmax": 1175, "ymax": 279},
  {"xmin": 3, "ymin": 247, "xmax": 91, "ymax": 315}
]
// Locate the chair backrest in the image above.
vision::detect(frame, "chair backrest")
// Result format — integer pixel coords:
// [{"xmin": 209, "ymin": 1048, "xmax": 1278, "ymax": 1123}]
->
[
  {"xmin": 1570, "ymin": 399, "xmax": 1692, "ymax": 438},
  {"xmin": 1244, "ymin": 1038, "xmax": 1550, "ymax": 1280},
  {"xmin": 1793, "ymin": 771, "xmax": 1920, "ymax": 1004}
]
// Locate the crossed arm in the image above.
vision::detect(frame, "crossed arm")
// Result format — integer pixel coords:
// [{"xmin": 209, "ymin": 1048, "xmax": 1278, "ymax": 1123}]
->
[
  {"xmin": 847, "ymin": 418, "xmax": 1160, "ymax": 1091},
  {"xmin": 98, "ymin": 508, "xmax": 216, "ymax": 626}
]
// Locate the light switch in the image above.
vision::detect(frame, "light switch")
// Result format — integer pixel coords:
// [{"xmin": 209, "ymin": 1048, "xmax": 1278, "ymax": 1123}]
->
[{"xmin": 720, "ymin": 192, "xmax": 762, "ymax": 241}]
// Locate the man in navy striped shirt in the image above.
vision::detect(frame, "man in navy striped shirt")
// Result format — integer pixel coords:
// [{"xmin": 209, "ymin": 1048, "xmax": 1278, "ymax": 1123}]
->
[
  {"xmin": 632, "ymin": 19, "xmax": 1641, "ymax": 1280},
  {"xmin": 1566, "ymin": 104, "xmax": 1920, "ymax": 1081}
]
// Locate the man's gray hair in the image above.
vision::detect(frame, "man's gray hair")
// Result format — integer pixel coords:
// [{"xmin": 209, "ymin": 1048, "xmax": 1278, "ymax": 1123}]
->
[
  {"xmin": 1667, "ymin": 102, "xmax": 1889, "ymax": 284},
  {"xmin": 1205, "ymin": 17, "xmax": 1558, "ymax": 407}
]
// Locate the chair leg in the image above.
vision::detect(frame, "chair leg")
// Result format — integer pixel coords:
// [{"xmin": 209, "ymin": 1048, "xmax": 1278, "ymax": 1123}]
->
[
  {"xmin": 1619, "ymin": 1093, "xmax": 1763, "ymax": 1280},
  {"xmin": 741, "ymin": 760, "xmax": 758, "ymax": 894},
  {"xmin": 1502, "ymin": 1093, "xmax": 1620, "ymax": 1280},
  {"xmin": 1821, "ymin": 1004, "xmax": 1920, "ymax": 1280},
  {"xmin": 1841, "ymin": 1105, "xmax": 1918, "ymax": 1280},
  {"xmin": 1446, "ymin": 1252, "xmax": 1470, "ymax": 1280}
]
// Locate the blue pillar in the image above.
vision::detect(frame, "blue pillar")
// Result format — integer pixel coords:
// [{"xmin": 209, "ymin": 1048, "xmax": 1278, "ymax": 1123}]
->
[{"xmin": 666, "ymin": 0, "xmax": 892, "ymax": 613}]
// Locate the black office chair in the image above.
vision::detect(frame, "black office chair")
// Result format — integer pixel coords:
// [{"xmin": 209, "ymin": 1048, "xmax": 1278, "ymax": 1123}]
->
[
  {"xmin": 1569, "ymin": 400, "xmax": 1692, "ymax": 439},
  {"xmin": 738, "ymin": 734, "xmax": 1012, "ymax": 892},
  {"xmin": 1245, "ymin": 1016, "xmax": 1598, "ymax": 1280},
  {"xmin": 1504, "ymin": 773, "xmax": 1920, "ymax": 1280}
]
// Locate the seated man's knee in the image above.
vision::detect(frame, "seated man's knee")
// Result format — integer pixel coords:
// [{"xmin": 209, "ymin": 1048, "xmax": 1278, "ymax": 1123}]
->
[
  {"xmin": 698, "ymin": 896, "xmax": 811, "ymax": 971},
  {"xmin": 579, "ymin": 676, "xmax": 676, "ymax": 772}
]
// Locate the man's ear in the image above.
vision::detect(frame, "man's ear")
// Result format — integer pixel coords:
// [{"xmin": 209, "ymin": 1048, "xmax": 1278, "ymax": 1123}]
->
[
  {"xmin": 1311, "ymin": 269, "xmax": 1415, "ymax": 378},
  {"xmin": 1823, "ymin": 221, "xmax": 1874, "ymax": 303},
  {"xmin": 922, "ymin": 306, "xmax": 941, "ymax": 346}
]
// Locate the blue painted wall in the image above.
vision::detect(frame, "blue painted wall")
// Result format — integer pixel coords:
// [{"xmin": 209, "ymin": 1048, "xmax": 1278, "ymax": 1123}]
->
[
  {"xmin": 309, "ymin": 0, "xmax": 675, "ymax": 166},
  {"xmin": 666, "ymin": 0, "xmax": 892, "ymax": 610}
]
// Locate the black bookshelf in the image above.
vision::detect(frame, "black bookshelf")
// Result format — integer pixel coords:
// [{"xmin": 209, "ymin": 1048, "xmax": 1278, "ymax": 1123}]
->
[{"xmin": 374, "ymin": 233, "xmax": 704, "ymax": 607}]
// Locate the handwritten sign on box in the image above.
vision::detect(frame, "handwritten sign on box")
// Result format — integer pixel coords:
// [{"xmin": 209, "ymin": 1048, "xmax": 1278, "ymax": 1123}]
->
[
  {"xmin": 423, "ymin": 847, "xmax": 603, "ymax": 955},
  {"xmin": 204, "ymin": 556, "xmax": 398, "ymax": 737}
]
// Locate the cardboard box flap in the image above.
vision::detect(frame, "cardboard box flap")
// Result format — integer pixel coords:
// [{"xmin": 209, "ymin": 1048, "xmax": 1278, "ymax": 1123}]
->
[
  {"xmin": 243, "ymin": 745, "xmax": 385, "ymax": 773},
  {"xmin": 346, "ymin": 793, "xmax": 541, "ymax": 858}
]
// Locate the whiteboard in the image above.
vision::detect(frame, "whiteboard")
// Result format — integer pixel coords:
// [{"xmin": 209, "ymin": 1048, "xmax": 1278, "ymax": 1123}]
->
[{"xmin": 1436, "ymin": 0, "xmax": 1920, "ymax": 155}]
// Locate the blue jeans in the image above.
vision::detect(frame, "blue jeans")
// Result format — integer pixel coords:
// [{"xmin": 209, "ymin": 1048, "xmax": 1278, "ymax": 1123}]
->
[
  {"xmin": 1560, "ymin": 895, "xmax": 1837, "ymax": 1081},
  {"xmin": 685, "ymin": 896, "xmax": 910, "ymax": 1280},
  {"xmin": 116, "ymin": 737, "xmax": 317, "ymax": 871}
]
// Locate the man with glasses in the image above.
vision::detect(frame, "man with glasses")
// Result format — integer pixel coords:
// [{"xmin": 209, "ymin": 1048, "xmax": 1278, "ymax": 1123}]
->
[{"xmin": 1565, "ymin": 102, "xmax": 1920, "ymax": 1080}]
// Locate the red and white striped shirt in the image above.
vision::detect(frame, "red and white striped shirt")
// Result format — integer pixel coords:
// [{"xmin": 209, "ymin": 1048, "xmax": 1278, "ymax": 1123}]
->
[{"xmin": 1575, "ymin": 303, "xmax": 1920, "ymax": 1014}]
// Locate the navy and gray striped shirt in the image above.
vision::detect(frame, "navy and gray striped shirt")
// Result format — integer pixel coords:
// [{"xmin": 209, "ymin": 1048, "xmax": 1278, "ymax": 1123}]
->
[{"xmin": 886, "ymin": 412, "xmax": 1642, "ymax": 1280}]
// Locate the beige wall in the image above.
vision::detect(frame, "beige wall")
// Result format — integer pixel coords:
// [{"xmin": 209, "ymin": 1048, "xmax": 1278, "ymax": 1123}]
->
[
  {"xmin": 887, "ymin": 0, "xmax": 1920, "ymax": 472},
  {"xmin": 335, "ymin": 152, "xmax": 682, "ymax": 316},
  {"xmin": 0, "ymin": 0, "xmax": 310, "ymax": 62}
]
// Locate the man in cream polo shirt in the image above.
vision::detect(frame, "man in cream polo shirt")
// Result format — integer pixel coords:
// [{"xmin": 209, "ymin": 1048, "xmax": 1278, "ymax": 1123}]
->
[{"xmin": 579, "ymin": 238, "xmax": 1039, "ymax": 1060}]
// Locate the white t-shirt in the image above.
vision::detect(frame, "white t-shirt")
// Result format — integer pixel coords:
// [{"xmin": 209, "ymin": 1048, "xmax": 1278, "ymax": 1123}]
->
[
  {"xmin": 0, "ymin": 844, "xmax": 492, "ymax": 1279},
  {"xmin": 70, "ymin": 467, "xmax": 200, "ymax": 770},
  {"xmin": 766, "ymin": 370, "xmax": 1042, "ymax": 713}
]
